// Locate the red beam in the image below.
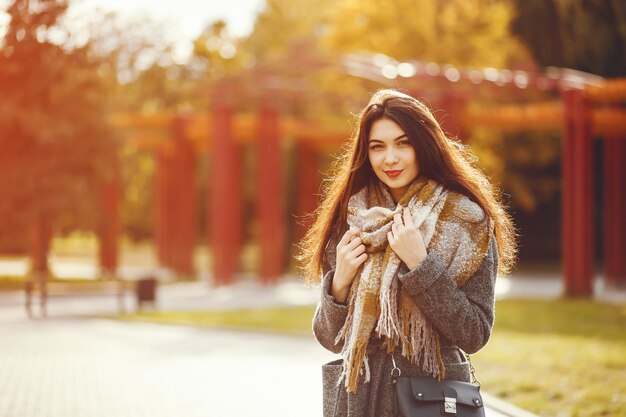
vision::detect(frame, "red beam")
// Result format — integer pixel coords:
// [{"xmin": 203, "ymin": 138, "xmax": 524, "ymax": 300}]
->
[
  {"xmin": 211, "ymin": 104, "xmax": 242, "ymax": 285},
  {"xmin": 603, "ymin": 136, "xmax": 626, "ymax": 288},
  {"xmin": 257, "ymin": 105, "xmax": 285, "ymax": 284},
  {"xmin": 562, "ymin": 90, "xmax": 594, "ymax": 297}
]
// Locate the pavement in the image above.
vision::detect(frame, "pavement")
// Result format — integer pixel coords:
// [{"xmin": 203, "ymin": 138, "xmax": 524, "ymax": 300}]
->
[{"xmin": 2, "ymin": 270, "xmax": 624, "ymax": 417}]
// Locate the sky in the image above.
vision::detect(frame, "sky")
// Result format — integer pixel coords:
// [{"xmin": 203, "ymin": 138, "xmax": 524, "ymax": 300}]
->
[
  {"xmin": 0, "ymin": 0, "xmax": 266, "ymax": 62},
  {"xmin": 77, "ymin": 0, "xmax": 266, "ymax": 38}
]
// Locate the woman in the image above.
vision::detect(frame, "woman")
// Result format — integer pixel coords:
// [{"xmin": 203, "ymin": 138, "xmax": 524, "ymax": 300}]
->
[{"xmin": 299, "ymin": 89, "xmax": 516, "ymax": 417}]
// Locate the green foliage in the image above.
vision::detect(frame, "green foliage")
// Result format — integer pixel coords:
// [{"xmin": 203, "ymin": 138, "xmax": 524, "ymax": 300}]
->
[
  {"xmin": 511, "ymin": 0, "xmax": 626, "ymax": 77},
  {"xmin": 470, "ymin": 128, "xmax": 561, "ymax": 213},
  {"xmin": 120, "ymin": 149, "xmax": 155, "ymax": 241},
  {"xmin": 323, "ymin": 0, "xmax": 524, "ymax": 68}
]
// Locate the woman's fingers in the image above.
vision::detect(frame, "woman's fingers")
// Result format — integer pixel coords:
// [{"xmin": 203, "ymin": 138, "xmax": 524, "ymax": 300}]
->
[
  {"xmin": 350, "ymin": 243, "xmax": 366, "ymax": 257},
  {"xmin": 339, "ymin": 228, "xmax": 360, "ymax": 246},
  {"xmin": 393, "ymin": 213, "xmax": 403, "ymax": 225},
  {"xmin": 402, "ymin": 208, "xmax": 414, "ymax": 227},
  {"xmin": 346, "ymin": 236, "xmax": 362, "ymax": 251},
  {"xmin": 354, "ymin": 252, "xmax": 368, "ymax": 265}
]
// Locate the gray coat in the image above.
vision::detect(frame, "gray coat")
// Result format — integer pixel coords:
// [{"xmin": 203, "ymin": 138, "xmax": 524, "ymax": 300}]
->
[{"xmin": 312, "ymin": 234, "xmax": 498, "ymax": 417}]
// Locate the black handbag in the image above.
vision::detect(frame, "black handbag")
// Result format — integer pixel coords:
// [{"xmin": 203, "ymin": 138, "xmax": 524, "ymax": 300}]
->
[{"xmin": 391, "ymin": 354, "xmax": 485, "ymax": 417}]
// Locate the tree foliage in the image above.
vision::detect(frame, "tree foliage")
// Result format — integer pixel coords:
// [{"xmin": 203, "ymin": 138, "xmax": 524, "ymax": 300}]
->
[
  {"xmin": 323, "ymin": 0, "xmax": 522, "ymax": 68},
  {"xmin": 511, "ymin": 0, "xmax": 626, "ymax": 77},
  {"xmin": 0, "ymin": 0, "xmax": 118, "ymax": 252}
]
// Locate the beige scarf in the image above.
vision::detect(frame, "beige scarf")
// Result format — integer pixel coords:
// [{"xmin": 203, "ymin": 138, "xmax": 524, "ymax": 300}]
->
[{"xmin": 336, "ymin": 176, "xmax": 493, "ymax": 393}]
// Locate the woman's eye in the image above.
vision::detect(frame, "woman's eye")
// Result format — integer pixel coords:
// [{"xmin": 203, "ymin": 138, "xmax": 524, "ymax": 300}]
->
[
  {"xmin": 399, "ymin": 140, "xmax": 410, "ymax": 146},
  {"xmin": 369, "ymin": 145, "xmax": 383, "ymax": 150}
]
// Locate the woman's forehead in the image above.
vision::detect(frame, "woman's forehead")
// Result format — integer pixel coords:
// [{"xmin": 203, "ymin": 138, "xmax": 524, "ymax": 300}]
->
[{"xmin": 369, "ymin": 118, "xmax": 405, "ymax": 140}]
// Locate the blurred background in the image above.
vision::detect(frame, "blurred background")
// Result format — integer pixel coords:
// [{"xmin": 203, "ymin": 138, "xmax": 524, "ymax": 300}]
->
[
  {"xmin": 0, "ymin": 1, "xmax": 625, "ymax": 417},
  {"xmin": 1, "ymin": 0, "xmax": 625, "ymax": 284}
]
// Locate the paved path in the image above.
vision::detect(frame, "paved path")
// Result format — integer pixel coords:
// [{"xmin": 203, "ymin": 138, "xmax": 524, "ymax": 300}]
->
[
  {"xmin": 0, "ymin": 316, "xmax": 519, "ymax": 417},
  {"xmin": 2, "ymin": 271, "xmax": 623, "ymax": 417},
  {"xmin": 0, "ymin": 315, "xmax": 336, "ymax": 417},
  {"xmin": 0, "ymin": 281, "xmax": 544, "ymax": 417},
  {"xmin": 12, "ymin": 268, "xmax": 622, "ymax": 417}
]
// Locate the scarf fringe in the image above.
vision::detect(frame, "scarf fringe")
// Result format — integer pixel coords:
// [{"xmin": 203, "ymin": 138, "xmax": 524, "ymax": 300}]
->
[
  {"xmin": 338, "ymin": 339, "xmax": 370, "ymax": 393},
  {"xmin": 404, "ymin": 306, "xmax": 439, "ymax": 376},
  {"xmin": 375, "ymin": 258, "xmax": 401, "ymax": 340}
]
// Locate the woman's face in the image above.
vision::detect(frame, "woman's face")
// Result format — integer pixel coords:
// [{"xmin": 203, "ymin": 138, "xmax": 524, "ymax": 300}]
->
[{"xmin": 367, "ymin": 118, "xmax": 419, "ymax": 202}]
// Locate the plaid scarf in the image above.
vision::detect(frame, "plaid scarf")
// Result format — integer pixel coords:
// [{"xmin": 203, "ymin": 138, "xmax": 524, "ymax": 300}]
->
[{"xmin": 336, "ymin": 176, "xmax": 493, "ymax": 393}]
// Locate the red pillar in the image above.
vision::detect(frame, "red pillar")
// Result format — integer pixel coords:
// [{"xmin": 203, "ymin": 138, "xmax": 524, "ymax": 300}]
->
[
  {"xmin": 294, "ymin": 141, "xmax": 320, "ymax": 242},
  {"xmin": 562, "ymin": 89, "xmax": 594, "ymax": 297},
  {"xmin": 211, "ymin": 103, "xmax": 242, "ymax": 285},
  {"xmin": 257, "ymin": 105, "xmax": 285, "ymax": 284},
  {"xmin": 439, "ymin": 92, "xmax": 468, "ymax": 142},
  {"xmin": 99, "ymin": 172, "xmax": 120, "ymax": 275},
  {"xmin": 171, "ymin": 116, "xmax": 196, "ymax": 276},
  {"xmin": 603, "ymin": 135, "xmax": 626, "ymax": 288},
  {"xmin": 155, "ymin": 149, "xmax": 175, "ymax": 268}
]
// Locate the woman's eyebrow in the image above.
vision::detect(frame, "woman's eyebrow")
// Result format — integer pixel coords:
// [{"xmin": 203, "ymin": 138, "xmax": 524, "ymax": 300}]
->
[{"xmin": 368, "ymin": 134, "xmax": 408, "ymax": 142}]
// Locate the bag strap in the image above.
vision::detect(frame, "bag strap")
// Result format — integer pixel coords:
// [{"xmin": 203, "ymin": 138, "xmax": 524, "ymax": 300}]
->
[
  {"xmin": 464, "ymin": 352, "xmax": 481, "ymax": 386},
  {"xmin": 390, "ymin": 351, "xmax": 481, "ymax": 386},
  {"xmin": 391, "ymin": 353, "xmax": 402, "ymax": 378}
]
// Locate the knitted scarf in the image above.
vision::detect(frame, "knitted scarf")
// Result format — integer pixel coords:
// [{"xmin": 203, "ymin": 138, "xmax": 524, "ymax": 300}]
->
[{"xmin": 336, "ymin": 176, "xmax": 493, "ymax": 393}]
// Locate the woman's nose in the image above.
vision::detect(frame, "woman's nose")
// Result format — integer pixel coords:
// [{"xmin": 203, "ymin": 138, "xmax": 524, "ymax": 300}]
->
[{"xmin": 384, "ymin": 148, "xmax": 399, "ymax": 165}]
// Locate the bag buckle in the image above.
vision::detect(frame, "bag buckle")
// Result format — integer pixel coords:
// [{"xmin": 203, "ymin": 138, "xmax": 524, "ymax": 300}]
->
[{"xmin": 443, "ymin": 397, "xmax": 457, "ymax": 415}]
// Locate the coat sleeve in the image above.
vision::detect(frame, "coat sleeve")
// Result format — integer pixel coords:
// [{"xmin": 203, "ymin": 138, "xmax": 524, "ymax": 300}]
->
[
  {"xmin": 398, "ymin": 233, "xmax": 499, "ymax": 354},
  {"xmin": 311, "ymin": 235, "xmax": 349, "ymax": 354}
]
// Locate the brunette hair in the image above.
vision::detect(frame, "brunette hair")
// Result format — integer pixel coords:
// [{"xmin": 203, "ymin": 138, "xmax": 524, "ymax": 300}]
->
[{"xmin": 298, "ymin": 89, "xmax": 516, "ymax": 284}]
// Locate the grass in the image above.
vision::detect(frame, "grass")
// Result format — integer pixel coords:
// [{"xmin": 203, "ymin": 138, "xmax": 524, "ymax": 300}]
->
[
  {"xmin": 0, "ymin": 275, "xmax": 29, "ymax": 291},
  {"xmin": 0, "ymin": 275, "xmax": 130, "ymax": 292},
  {"xmin": 472, "ymin": 299, "xmax": 626, "ymax": 417},
  {"xmin": 115, "ymin": 305, "xmax": 317, "ymax": 335},
  {"xmin": 114, "ymin": 298, "xmax": 626, "ymax": 417}
]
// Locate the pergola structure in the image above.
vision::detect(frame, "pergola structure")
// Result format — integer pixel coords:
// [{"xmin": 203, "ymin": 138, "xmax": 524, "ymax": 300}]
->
[{"xmin": 33, "ymin": 54, "xmax": 626, "ymax": 296}]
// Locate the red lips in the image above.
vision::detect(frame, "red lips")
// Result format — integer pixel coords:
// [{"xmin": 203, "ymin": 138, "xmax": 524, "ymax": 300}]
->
[{"xmin": 384, "ymin": 170, "xmax": 403, "ymax": 179}]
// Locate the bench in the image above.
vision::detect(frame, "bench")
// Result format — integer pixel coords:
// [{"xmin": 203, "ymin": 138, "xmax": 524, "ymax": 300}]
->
[{"xmin": 24, "ymin": 273, "xmax": 133, "ymax": 318}]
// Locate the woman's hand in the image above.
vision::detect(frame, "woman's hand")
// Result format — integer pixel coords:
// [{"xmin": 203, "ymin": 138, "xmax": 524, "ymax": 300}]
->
[
  {"xmin": 331, "ymin": 229, "xmax": 367, "ymax": 304},
  {"xmin": 388, "ymin": 208, "xmax": 427, "ymax": 270}
]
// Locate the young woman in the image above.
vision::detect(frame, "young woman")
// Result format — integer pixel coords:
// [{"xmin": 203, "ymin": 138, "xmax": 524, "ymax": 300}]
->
[{"xmin": 299, "ymin": 89, "xmax": 516, "ymax": 417}]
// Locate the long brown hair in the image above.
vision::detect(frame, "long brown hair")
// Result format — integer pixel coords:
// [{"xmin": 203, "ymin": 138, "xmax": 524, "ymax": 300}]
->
[{"xmin": 298, "ymin": 89, "xmax": 517, "ymax": 284}]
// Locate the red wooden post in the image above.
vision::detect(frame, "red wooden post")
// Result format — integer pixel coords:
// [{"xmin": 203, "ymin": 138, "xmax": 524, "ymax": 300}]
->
[
  {"xmin": 439, "ymin": 92, "xmax": 468, "ymax": 143},
  {"xmin": 171, "ymin": 116, "xmax": 196, "ymax": 276},
  {"xmin": 99, "ymin": 172, "xmax": 120, "ymax": 275},
  {"xmin": 155, "ymin": 149, "xmax": 175, "ymax": 268},
  {"xmin": 562, "ymin": 89, "xmax": 594, "ymax": 297},
  {"xmin": 257, "ymin": 105, "xmax": 285, "ymax": 284},
  {"xmin": 211, "ymin": 102, "xmax": 242, "ymax": 285},
  {"xmin": 603, "ymin": 135, "xmax": 626, "ymax": 288},
  {"xmin": 294, "ymin": 141, "xmax": 320, "ymax": 242}
]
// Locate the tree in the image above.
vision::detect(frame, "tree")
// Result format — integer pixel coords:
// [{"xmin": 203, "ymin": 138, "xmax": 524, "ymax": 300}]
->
[
  {"xmin": 511, "ymin": 0, "xmax": 626, "ymax": 77},
  {"xmin": 0, "ymin": 0, "xmax": 118, "ymax": 258},
  {"xmin": 323, "ymin": 0, "xmax": 522, "ymax": 68}
]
